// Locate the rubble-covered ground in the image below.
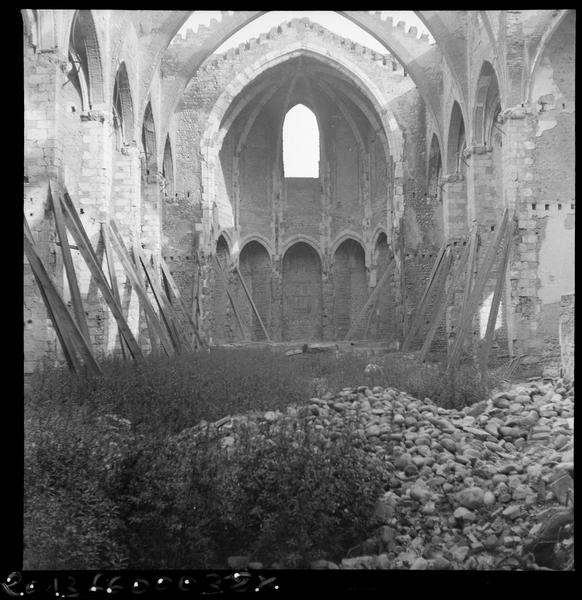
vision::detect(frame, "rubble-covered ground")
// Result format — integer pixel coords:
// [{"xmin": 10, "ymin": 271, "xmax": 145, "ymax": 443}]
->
[{"xmin": 200, "ymin": 375, "xmax": 574, "ymax": 571}]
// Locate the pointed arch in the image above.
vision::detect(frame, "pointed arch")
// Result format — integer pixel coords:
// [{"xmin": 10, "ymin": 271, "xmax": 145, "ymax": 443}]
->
[
  {"xmin": 141, "ymin": 101, "xmax": 158, "ymax": 178},
  {"xmin": 473, "ymin": 61, "xmax": 501, "ymax": 147},
  {"xmin": 239, "ymin": 234, "xmax": 274, "ymax": 257},
  {"xmin": 330, "ymin": 231, "xmax": 366, "ymax": 257},
  {"xmin": 282, "ymin": 241, "xmax": 323, "ymax": 341},
  {"xmin": 332, "ymin": 238, "xmax": 367, "ymax": 339},
  {"xmin": 446, "ymin": 101, "xmax": 466, "ymax": 174},
  {"xmin": 112, "ymin": 62, "xmax": 134, "ymax": 148},
  {"xmin": 68, "ymin": 10, "xmax": 104, "ymax": 108},
  {"xmin": 162, "ymin": 136, "xmax": 174, "ymax": 198},
  {"xmin": 239, "ymin": 240, "xmax": 272, "ymax": 340},
  {"xmin": 280, "ymin": 235, "xmax": 323, "ymax": 263},
  {"xmin": 427, "ymin": 134, "xmax": 442, "ymax": 200},
  {"xmin": 22, "ymin": 10, "xmax": 39, "ymax": 50}
]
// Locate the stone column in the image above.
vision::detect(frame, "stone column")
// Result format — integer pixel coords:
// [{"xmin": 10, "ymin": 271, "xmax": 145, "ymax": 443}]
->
[{"xmin": 499, "ymin": 105, "xmax": 539, "ymax": 368}]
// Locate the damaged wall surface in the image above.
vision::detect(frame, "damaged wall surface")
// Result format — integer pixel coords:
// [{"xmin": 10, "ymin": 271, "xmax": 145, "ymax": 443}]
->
[{"xmin": 23, "ymin": 10, "xmax": 575, "ymax": 375}]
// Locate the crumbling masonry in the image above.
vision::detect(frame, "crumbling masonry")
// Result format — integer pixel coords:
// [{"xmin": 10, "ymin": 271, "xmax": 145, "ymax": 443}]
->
[{"xmin": 23, "ymin": 10, "xmax": 575, "ymax": 376}]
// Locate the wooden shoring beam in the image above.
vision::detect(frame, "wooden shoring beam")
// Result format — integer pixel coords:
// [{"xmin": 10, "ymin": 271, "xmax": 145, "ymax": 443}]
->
[
  {"xmin": 448, "ymin": 209, "xmax": 510, "ymax": 370},
  {"xmin": 234, "ymin": 265, "xmax": 271, "ymax": 341},
  {"xmin": 127, "ymin": 242, "xmax": 161, "ymax": 357},
  {"xmin": 479, "ymin": 217, "xmax": 513, "ymax": 375},
  {"xmin": 212, "ymin": 254, "xmax": 248, "ymax": 340},
  {"xmin": 58, "ymin": 195, "xmax": 144, "ymax": 362},
  {"xmin": 101, "ymin": 223, "xmax": 128, "ymax": 359},
  {"xmin": 48, "ymin": 182, "xmax": 91, "ymax": 346},
  {"xmin": 398, "ymin": 217, "xmax": 407, "ymax": 339},
  {"xmin": 456, "ymin": 223, "xmax": 479, "ymax": 340},
  {"xmin": 191, "ymin": 256, "xmax": 202, "ymax": 345},
  {"xmin": 362, "ymin": 260, "xmax": 394, "ymax": 341},
  {"xmin": 107, "ymin": 221, "xmax": 175, "ymax": 356},
  {"xmin": 158, "ymin": 255, "xmax": 205, "ymax": 348},
  {"xmin": 418, "ymin": 246, "xmax": 464, "ymax": 363},
  {"xmin": 23, "ymin": 219, "xmax": 102, "ymax": 376},
  {"xmin": 133, "ymin": 241, "xmax": 171, "ymax": 355},
  {"xmin": 24, "ymin": 218, "xmax": 80, "ymax": 373},
  {"xmin": 401, "ymin": 240, "xmax": 449, "ymax": 352},
  {"xmin": 135, "ymin": 245, "xmax": 193, "ymax": 353},
  {"xmin": 153, "ymin": 255, "xmax": 196, "ymax": 350},
  {"xmin": 344, "ymin": 257, "xmax": 395, "ymax": 341}
]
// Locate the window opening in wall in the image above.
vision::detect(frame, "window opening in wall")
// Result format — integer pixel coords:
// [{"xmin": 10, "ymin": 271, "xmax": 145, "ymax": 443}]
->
[
  {"xmin": 545, "ymin": 204, "xmax": 550, "ymax": 211},
  {"xmin": 282, "ymin": 104, "xmax": 320, "ymax": 178}
]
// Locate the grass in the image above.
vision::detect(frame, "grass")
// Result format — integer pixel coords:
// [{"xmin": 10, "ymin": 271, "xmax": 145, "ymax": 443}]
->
[{"xmin": 24, "ymin": 347, "xmax": 500, "ymax": 569}]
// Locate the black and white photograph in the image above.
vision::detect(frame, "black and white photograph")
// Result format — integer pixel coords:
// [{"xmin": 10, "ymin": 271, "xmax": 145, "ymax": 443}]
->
[{"xmin": 18, "ymin": 9, "xmax": 574, "ymax": 584}]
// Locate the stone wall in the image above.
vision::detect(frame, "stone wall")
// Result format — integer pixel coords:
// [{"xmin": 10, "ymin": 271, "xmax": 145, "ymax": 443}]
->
[{"xmin": 23, "ymin": 10, "xmax": 575, "ymax": 372}]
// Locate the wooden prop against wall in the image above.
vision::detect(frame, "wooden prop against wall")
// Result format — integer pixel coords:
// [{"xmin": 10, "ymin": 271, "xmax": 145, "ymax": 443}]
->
[
  {"xmin": 135, "ymin": 243, "xmax": 194, "ymax": 353},
  {"xmin": 48, "ymin": 182, "xmax": 91, "ymax": 346},
  {"xmin": 451, "ymin": 222, "xmax": 479, "ymax": 359},
  {"xmin": 447, "ymin": 208, "xmax": 510, "ymax": 371},
  {"xmin": 362, "ymin": 259, "xmax": 395, "ymax": 341},
  {"xmin": 23, "ymin": 217, "xmax": 102, "ymax": 376},
  {"xmin": 101, "ymin": 223, "xmax": 129, "ymax": 359},
  {"xmin": 401, "ymin": 240, "xmax": 449, "ymax": 352},
  {"xmin": 397, "ymin": 217, "xmax": 407, "ymax": 339},
  {"xmin": 234, "ymin": 265, "xmax": 271, "ymax": 341},
  {"xmin": 344, "ymin": 257, "xmax": 395, "ymax": 341},
  {"xmin": 158, "ymin": 255, "xmax": 205, "ymax": 349},
  {"xmin": 212, "ymin": 254, "xmax": 248, "ymax": 340},
  {"xmin": 59, "ymin": 192, "xmax": 144, "ymax": 361},
  {"xmin": 478, "ymin": 215, "xmax": 513, "ymax": 375},
  {"xmin": 418, "ymin": 243, "xmax": 469, "ymax": 363},
  {"xmin": 133, "ymin": 241, "xmax": 178, "ymax": 354},
  {"xmin": 107, "ymin": 220, "xmax": 175, "ymax": 356}
]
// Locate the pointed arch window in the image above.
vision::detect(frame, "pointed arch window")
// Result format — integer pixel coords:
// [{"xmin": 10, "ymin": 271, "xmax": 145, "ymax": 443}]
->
[{"xmin": 282, "ymin": 104, "xmax": 320, "ymax": 178}]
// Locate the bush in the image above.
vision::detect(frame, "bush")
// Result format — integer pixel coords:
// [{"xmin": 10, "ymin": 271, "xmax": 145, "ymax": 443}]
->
[
  {"xmin": 122, "ymin": 414, "xmax": 389, "ymax": 568},
  {"xmin": 24, "ymin": 409, "xmax": 130, "ymax": 568},
  {"xmin": 24, "ymin": 347, "xmax": 498, "ymax": 568}
]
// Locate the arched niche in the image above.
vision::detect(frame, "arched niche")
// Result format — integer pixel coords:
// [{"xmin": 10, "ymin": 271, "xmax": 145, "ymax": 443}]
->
[
  {"xmin": 67, "ymin": 10, "xmax": 104, "ymax": 110},
  {"xmin": 427, "ymin": 134, "xmax": 442, "ymax": 202},
  {"xmin": 282, "ymin": 242, "xmax": 323, "ymax": 341},
  {"xmin": 140, "ymin": 102, "xmax": 160, "ymax": 251},
  {"xmin": 211, "ymin": 235, "xmax": 232, "ymax": 343},
  {"xmin": 141, "ymin": 102, "xmax": 157, "ymax": 179},
  {"xmin": 445, "ymin": 101, "xmax": 468, "ymax": 236},
  {"xmin": 22, "ymin": 10, "xmax": 39, "ymax": 51},
  {"xmin": 112, "ymin": 62, "xmax": 134, "ymax": 149},
  {"xmin": 239, "ymin": 241, "xmax": 272, "ymax": 340},
  {"xmin": 368, "ymin": 232, "xmax": 398, "ymax": 342},
  {"xmin": 473, "ymin": 61, "xmax": 501, "ymax": 148},
  {"xmin": 331, "ymin": 238, "xmax": 367, "ymax": 339},
  {"xmin": 447, "ymin": 101, "xmax": 466, "ymax": 175},
  {"xmin": 472, "ymin": 62, "xmax": 504, "ymax": 226},
  {"xmin": 162, "ymin": 136, "xmax": 174, "ymax": 199}
]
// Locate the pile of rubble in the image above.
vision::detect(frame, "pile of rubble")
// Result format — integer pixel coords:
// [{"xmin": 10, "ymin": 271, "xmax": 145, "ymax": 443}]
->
[{"xmin": 194, "ymin": 376, "xmax": 574, "ymax": 570}]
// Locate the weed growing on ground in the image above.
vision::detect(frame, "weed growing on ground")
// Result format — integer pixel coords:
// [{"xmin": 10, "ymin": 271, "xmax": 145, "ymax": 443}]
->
[{"xmin": 24, "ymin": 348, "xmax": 499, "ymax": 568}]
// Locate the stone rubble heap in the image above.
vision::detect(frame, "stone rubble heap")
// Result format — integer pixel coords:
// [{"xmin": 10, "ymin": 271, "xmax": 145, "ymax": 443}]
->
[{"xmin": 201, "ymin": 376, "xmax": 574, "ymax": 570}]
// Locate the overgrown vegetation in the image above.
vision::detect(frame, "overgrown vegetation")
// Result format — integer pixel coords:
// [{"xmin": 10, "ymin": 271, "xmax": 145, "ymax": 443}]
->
[{"xmin": 24, "ymin": 348, "xmax": 499, "ymax": 568}]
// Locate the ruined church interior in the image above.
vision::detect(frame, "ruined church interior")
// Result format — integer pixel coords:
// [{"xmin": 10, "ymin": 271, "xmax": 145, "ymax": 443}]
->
[{"xmin": 23, "ymin": 10, "xmax": 575, "ymax": 377}]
